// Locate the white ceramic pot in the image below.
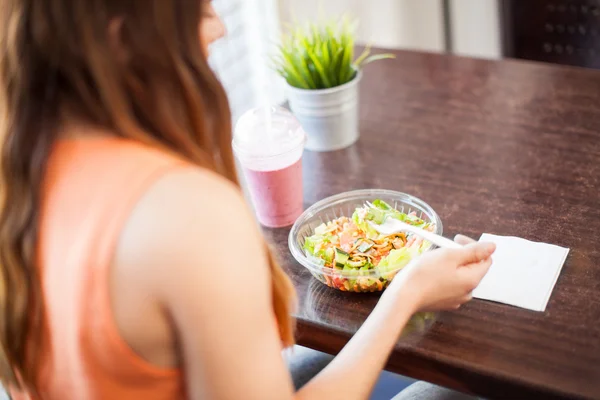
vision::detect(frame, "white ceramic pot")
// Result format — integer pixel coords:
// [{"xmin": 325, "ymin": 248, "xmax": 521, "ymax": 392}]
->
[{"xmin": 286, "ymin": 72, "xmax": 361, "ymax": 152}]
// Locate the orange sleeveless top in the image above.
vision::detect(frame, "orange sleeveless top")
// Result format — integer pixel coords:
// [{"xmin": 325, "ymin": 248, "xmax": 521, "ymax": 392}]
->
[{"xmin": 12, "ymin": 138, "xmax": 185, "ymax": 399}]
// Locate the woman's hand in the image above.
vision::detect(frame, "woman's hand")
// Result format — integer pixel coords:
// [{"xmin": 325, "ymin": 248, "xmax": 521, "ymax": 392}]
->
[
  {"xmin": 389, "ymin": 235, "xmax": 496, "ymax": 311},
  {"xmin": 299, "ymin": 236, "xmax": 494, "ymax": 400}
]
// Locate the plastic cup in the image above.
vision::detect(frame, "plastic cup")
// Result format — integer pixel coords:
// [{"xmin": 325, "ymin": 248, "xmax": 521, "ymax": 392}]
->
[{"xmin": 233, "ymin": 106, "xmax": 306, "ymax": 228}]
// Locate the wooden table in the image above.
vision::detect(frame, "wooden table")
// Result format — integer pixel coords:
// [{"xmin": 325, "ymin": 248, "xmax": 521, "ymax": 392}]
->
[{"xmin": 262, "ymin": 50, "xmax": 600, "ymax": 399}]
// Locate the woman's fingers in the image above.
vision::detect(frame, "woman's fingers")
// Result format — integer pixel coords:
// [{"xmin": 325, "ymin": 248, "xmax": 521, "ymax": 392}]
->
[
  {"xmin": 455, "ymin": 257, "xmax": 494, "ymax": 293},
  {"xmin": 454, "ymin": 234, "xmax": 475, "ymax": 245},
  {"xmin": 451, "ymin": 242, "xmax": 496, "ymax": 266},
  {"xmin": 452, "ymin": 293, "xmax": 474, "ymax": 310},
  {"xmin": 453, "ymin": 293, "xmax": 474, "ymax": 309},
  {"xmin": 452, "ymin": 236, "xmax": 496, "ymax": 284},
  {"xmin": 467, "ymin": 257, "xmax": 494, "ymax": 286}
]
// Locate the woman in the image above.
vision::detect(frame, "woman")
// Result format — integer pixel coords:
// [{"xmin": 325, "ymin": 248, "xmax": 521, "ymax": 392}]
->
[{"xmin": 0, "ymin": 1, "xmax": 495, "ymax": 399}]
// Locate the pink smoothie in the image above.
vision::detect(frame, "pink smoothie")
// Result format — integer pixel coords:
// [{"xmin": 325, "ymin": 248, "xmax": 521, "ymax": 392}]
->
[{"xmin": 243, "ymin": 159, "xmax": 303, "ymax": 228}]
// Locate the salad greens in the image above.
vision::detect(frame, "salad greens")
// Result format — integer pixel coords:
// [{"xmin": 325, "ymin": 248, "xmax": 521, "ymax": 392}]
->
[{"xmin": 303, "ymin": 200, "xmax": 435, "ymax": 292}]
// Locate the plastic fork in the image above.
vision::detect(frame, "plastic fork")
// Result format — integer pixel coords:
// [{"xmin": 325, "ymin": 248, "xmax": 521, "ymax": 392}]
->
[{"xmin": 365, "ymin": 201, "xmax": 461, "ymax": 249}]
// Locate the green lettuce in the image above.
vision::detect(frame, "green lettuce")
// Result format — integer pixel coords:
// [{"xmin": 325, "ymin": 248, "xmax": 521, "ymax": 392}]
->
[
  {"xmin": 365, "ymin": 200, "xmax": 429, "ymax": 228},
  {"xmin": 304, "ymin": 223, "xmax": 337, "ymax": 254},
  {"xmin": 303, "ymin": 236, "xmax": 320, "ymax": 255},
  {"xmin": 352, "ymin": 210, "xmax": 379, "ymax": 239},
  {"xmin": 372, "ymin": 199, "xmax": 392, "ymax": 210},
  {"xmin": 377, "ymin": 247, "xmax": 420, "ymax": 274},
  {"xmin": 304, "ymin": 236, "xmax": 335, "ymax": 265}
]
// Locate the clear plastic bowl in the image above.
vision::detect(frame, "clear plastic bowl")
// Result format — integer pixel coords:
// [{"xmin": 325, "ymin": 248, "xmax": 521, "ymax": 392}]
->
[{"xmin": 288, "ymin": 189, "xmax": 443, "ymax": 293}]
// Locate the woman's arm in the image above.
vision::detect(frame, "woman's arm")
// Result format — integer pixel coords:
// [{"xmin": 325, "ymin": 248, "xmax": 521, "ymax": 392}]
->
[
  {"xmin": 296, "ymin": 283, "xmax": 418, "ymax": 400},
  {"xmin": 116, "ymin": 167, "xmax": 494, "ymax": 400},
  {"xmin": 297, "ymin": 236, "xmax": 494, "ymax": 399}
]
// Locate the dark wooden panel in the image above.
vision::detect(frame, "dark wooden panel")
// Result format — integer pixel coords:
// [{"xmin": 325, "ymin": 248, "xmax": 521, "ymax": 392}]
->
[
  {"xmin": 503, "ymin": 0, "xmax": 600, "ymax": 69},
  {"xmin": 263, "ymin": 49, "xmax": 600, "ymax": 399}
]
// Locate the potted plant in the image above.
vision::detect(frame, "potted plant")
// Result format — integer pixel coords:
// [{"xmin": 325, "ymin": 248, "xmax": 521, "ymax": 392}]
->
[{"xmin": 273, "ymin": 17, "xmax": 395, "ymax": 152}]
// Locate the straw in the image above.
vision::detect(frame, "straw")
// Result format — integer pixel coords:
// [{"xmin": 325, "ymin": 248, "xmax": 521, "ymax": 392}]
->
[{"xmin": 262, "ymin": 83, "xmax": 274, "ymax": 154}]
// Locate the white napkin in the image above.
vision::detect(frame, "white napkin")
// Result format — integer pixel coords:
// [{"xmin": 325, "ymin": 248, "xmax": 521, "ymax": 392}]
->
[{"xmin": 472, "ymin": 234, "xmax": 570, "ymax": 312}]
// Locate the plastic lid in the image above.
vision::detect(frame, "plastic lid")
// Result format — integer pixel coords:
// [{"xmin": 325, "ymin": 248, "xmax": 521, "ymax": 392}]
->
[{"xmin": 233, "ymin": 106, "xmax": 306, "ymax": 161}]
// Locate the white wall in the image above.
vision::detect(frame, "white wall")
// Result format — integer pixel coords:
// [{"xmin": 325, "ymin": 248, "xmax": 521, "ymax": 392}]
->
[
  {"xmin": 278, "ymin": 0, "xmax": 502, "ymax": 59},
  {"xmin": 279, "ymin": 0, "xmax": 445, "ymax": 52},
  {"xmin": 449, "ymin": 0, "xmax": 502, "ymax": 59}
]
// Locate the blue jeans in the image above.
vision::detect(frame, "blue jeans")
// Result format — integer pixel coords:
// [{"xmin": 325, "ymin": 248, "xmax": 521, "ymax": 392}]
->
[{"xmin": 285, "ymin": 346, "xmax": 480, "ymax": 400}]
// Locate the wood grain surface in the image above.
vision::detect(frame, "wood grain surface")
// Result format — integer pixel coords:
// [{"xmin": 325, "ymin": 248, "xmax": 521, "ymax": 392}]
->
[{"xmin": 262, "ymin": 49, "xmax": 600, "ymax": 399}]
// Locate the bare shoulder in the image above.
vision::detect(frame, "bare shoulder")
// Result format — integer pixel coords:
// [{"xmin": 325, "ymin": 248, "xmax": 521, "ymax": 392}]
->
[
  {"xmin": 134, "ymin": 166, "xmax": 246, "ymax": 225},
  {"xmin": 114, "ymin": 166, "xmax": 270, "ymax": 300}
]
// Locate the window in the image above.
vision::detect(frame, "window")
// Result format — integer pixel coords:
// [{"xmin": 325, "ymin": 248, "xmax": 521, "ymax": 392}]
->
[{"xmin": 210, "ymin": 0, "xmax": 285, "ymax": 122}]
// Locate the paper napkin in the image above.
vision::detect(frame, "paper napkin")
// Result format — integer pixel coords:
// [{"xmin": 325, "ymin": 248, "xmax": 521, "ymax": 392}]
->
[{"xmin": 472, "ymin": 234, "xmax": 570, "ymax": 312}]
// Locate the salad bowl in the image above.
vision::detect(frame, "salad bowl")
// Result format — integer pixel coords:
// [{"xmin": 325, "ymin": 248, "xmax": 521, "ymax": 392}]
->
[{"xmin": 288, "ymin": 189, "xmax": 443, "ymax": 292}]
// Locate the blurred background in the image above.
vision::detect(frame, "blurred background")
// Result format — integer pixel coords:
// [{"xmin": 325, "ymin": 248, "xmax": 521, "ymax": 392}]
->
[{"xmin": 210, "ymin": 0, "xmax": 600, "ymax": 120}]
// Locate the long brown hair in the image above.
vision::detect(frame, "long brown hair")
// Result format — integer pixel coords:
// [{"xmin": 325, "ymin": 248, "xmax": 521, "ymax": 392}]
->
[{"xmin": 0, "ymin": 0, "xmax": 295, "ymax": 391}]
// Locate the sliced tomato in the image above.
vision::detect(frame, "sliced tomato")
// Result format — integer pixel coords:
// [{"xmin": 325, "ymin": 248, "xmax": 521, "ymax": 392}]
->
[{"xmin": 332, "ymin": 276, "xmax": 346, "ymax": 289}]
